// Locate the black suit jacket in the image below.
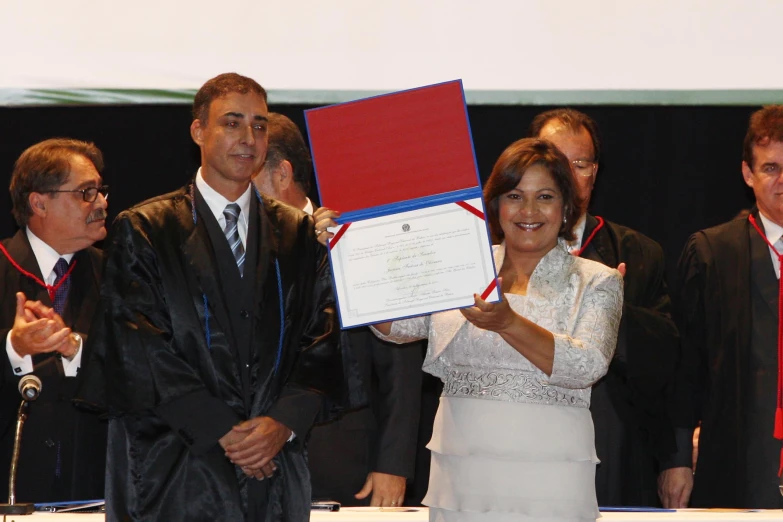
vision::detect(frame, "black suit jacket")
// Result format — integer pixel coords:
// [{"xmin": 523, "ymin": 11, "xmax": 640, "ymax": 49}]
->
[
  {"xmin": 580, "ymin": 215, "xmax": 679, "ymax": 506},
  {"xmin": 0, "ymin": 229, "xmax": 106, "ymax": 502},
  {"xmin": 308, "ymin": 327, "xmax": 422, "ymax": 506},
  {"xmin": 78, "ymin": 185, "xmax": 354, "ymax": 521}
]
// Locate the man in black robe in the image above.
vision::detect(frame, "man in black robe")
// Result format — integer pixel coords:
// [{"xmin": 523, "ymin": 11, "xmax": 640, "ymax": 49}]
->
[
  {"xmin": 665, "ymin": 105, "xmax": 783, "ymax": 508},
  {"xmin": 530, "ymin": 109, "xmax": 680, "ymax": 507},
  {"xmin": 0, "ymin": 138, "xmax": 107, "ymax": 502},
  {"xmin": 253, "ymin": 113, "xmax": 422, "ymax": 507},
  {"xmin": 78, "ymin": 73, "xmax": 351, "ymax": 521}
]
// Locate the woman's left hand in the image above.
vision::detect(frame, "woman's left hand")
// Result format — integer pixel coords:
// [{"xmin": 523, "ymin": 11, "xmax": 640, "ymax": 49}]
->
[{"xmin": 460, "ymin": 284, "xmax": 517, "ymax": 333}]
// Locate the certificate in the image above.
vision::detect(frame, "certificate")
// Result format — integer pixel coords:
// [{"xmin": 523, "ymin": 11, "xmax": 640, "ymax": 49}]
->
[
  {"xmin": 306, "ymin": 80, "xmax": 499, "ymax": 328},
  {"xmin": 328, "ymin": 198, "xmax": 499, "ymax": 327}
]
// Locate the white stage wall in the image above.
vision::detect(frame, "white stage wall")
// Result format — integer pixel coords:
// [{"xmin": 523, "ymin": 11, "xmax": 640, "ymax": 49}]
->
[{"xmin": 1, "ymin": 0, "xmax": 782, "ymax": 105}]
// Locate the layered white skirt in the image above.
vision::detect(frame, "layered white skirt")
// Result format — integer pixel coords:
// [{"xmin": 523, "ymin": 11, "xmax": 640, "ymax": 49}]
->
[{"xmin": 424, "ymin": 396, "xmax": 599, "ymax": 522}]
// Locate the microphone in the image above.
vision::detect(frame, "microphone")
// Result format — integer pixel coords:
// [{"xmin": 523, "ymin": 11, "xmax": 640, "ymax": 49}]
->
[
  {"xmin": 0, "ymin": 375, "xmax": 43, "ymax": 515},
  {"xmin": 17, "ymin": 375, "xmax": 42, "ymax": 401}
]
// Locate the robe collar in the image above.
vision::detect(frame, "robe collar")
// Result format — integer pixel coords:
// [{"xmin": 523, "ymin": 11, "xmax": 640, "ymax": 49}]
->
[{"xmin": 581, "ymin": 213, "xmax": 617, "ymax": 267}]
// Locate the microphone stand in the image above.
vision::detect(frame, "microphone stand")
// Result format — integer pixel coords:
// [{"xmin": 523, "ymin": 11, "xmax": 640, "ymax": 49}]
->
[{"xmin": 0, "ymin": 400, "xmax": 35, "ymax": 515}]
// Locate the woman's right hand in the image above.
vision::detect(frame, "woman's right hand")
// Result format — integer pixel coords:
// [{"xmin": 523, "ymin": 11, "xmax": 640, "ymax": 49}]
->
[
  {"xmin": 459, "ymin": 291, "xmax": 516, "ymax": 335},
  {"xmin": 313, "ymin": 207, "xmax": 341, "ymax": 247}
]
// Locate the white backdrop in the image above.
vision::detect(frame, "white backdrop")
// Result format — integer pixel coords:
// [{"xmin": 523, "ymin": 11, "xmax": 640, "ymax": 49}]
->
[{"xmin": 1, "ymin": 0, "xmax": 782, "ymax": 104}]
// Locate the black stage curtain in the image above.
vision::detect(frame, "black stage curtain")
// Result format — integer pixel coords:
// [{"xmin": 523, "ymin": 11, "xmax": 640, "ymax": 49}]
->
[{"xmin": 0, "ymin": 104, "xmax": 756, "ymax": 284}]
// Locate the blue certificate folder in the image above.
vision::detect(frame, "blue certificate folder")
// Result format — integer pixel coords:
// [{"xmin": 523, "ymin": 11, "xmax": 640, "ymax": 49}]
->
[
  {"xmin": 305, "ymin": 80, "xmax": 500, "ymax": 328},
  {"xmin": 35, "ymin": 499, "xmax": 105, "ymax": 512}
]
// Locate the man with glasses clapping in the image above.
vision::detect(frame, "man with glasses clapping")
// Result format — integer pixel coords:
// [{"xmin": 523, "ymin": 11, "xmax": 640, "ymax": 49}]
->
[{"xmin": 0, "ymin": 138, "xmax": 108, "ymax": 503}]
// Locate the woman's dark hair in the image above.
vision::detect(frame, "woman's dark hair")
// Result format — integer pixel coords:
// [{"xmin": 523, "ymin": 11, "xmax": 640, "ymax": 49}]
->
[{"xmin": 484, "ymin": 138, "xmax": 582, "ymax": 243}]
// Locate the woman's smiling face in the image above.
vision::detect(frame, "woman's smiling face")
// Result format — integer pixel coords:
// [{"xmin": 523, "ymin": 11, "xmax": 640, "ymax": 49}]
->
[{"xmin": 498, "ymin": 163, "xmax": 564, "ymax": 259}]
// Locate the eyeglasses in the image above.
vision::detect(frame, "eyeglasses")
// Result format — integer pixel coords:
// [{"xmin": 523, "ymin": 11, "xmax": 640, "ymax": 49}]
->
[
  {"xmin": 572, "ymin": 160, "xmax": 597, "ymax": 177},
  {"xmin": 44, "ymin": 185, "xmax": 109, "ymax": 202}
]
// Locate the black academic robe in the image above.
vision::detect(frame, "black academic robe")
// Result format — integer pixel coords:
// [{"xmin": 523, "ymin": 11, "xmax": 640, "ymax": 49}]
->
[
  {"xmin": 0, "ymin": 229, "xmax": 106, "ymax": 502},
  {"xmin": 77, "ymin": 185, "xmax": 351, "ymax": 521},
  {"xmin": 580, "ymin": 215, "xmax": 680, "ymax": 506},
  {"xmin": 673, "ymin": 208, "xmax": 779, "ymax": 507},
  {"xmin": 308, "ymin": 328, "xmax": 422, "ymax": 506}
]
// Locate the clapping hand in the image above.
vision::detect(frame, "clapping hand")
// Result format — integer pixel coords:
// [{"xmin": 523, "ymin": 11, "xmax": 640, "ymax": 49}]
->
[
  {"xmin": 24, "ymin": 298, "xmax": 80, "ymax": 358},
  {"xmin": 10, "ymin": 292, "xmax": 72, "ymax": 357}
]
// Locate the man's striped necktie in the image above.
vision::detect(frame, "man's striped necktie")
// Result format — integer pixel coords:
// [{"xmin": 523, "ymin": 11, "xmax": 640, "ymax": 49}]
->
[{"xmin": 223, "ymin": 203, "xmax": 245, "ymax": 276}]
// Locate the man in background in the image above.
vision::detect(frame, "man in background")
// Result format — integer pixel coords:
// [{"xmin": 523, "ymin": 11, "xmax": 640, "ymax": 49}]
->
[
  {"xmin": 254, "ymin": 112, "xmax": 422, "ymax": 507},
  {"xmin": 0, "ymin": 138, "xmax": 107, "ymax": 502},
  {"xmin": 665, "ymin": 105, "xmax": 783, "ymax": 508},
  {"xmin": 530, "ymin": 109, "xmax": 680, "ymax": 507}
]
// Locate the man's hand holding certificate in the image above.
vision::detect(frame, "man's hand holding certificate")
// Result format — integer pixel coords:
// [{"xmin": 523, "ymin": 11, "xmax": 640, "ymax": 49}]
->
[{"xmin": 306, "ymin": 80, "xmax": 499, "ymax": 328}]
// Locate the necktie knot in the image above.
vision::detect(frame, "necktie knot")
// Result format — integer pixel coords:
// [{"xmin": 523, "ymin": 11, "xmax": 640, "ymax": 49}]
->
[
  {"xmin": 53, "ymin": 258, "xmax": 70, "ymax": 280},
  {"xmin": 223, "ymin": 203, "xmax": 245, "ymax": 276},
  {"xmin": 52, "ymin": 258, "xmax": 71, "ymax": 315},
  {"xmin": 224, "ymin": 203, "xmax": 240, "ymax": 224}
]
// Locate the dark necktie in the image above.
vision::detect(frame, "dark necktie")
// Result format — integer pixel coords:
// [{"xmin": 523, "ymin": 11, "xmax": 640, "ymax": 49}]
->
[
  {"xmin": 52, "ymin": 258, "xmax": 71, "ymax": 315},
  {"xmin": 223, "ymin": 203, "xmax": 245, "ymax": 276}
]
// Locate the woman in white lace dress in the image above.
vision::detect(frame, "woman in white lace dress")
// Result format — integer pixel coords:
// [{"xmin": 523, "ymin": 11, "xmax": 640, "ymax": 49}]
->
[{"xmin": 314, "ymin": 138, "xmax": 623, "ymax": 521}]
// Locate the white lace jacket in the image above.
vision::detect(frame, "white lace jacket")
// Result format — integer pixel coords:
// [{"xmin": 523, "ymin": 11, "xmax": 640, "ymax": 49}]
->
[{"xmin": 373, "ymin": 241, "xmax": 623, "ymax": 408}]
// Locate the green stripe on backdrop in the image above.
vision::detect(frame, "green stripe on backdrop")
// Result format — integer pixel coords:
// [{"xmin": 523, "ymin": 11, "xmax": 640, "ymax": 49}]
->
[
  {"xmin": 0, "ymin": 89, "xmax": 197, "ymax": 106},
  {"xmin": 1, "ymin": 89, "xmax": 783, "ymax": 106}
]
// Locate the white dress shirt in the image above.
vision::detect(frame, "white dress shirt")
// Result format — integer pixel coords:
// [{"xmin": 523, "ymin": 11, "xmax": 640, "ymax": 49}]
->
[
  {"xmin": 195, "ymin": 168, "xmax": 251, "ymax": 248},
  {"xmin": 565, "ymin": 214, "xmax": 588, "ymax": 254},
  {"xmin": 302, "ymin": 197, "xmax": 314, "ymax": 216},
  {"xmin": 758, "ymin": 211, "xmax": 783, "ymax": 279},
  {"xmin": 6, "ymin": 228, "xmax": 82, "ymax": 377}
]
